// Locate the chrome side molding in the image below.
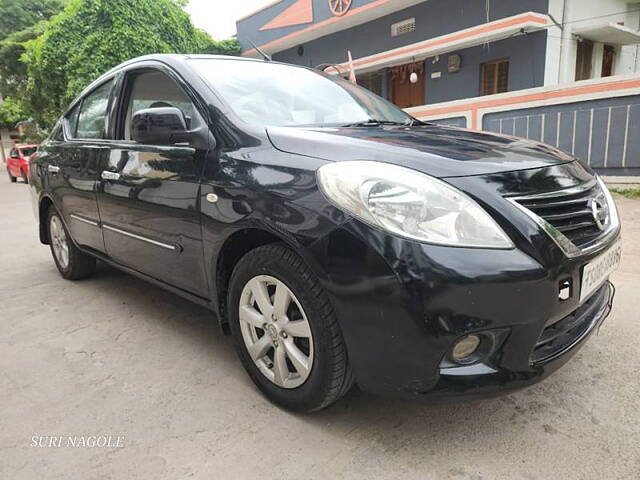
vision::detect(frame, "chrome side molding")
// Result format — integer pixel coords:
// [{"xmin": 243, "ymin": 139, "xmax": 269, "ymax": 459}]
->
[
  {"xmin": 102, "ymin": 224, "xmax": 176, "ymax": 251},
  {"xmin": 69, "ymin": 214, "xmax": 99, "ymax": 227}
]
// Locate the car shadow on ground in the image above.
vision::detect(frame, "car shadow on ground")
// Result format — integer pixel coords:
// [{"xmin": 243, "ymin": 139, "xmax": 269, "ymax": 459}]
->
[{"xmin": 81, "ymin": 261, "xmax": 578, "ymax": 437}]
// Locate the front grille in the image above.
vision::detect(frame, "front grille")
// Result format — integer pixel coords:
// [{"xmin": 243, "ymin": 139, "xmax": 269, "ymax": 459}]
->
[
  {"xmin": 514, "ymin": 181, "xmax": 605, "ymax": 248},
  {"xmin": 531, "ymin": 283, "xmax": 613, "ymax": 364}
]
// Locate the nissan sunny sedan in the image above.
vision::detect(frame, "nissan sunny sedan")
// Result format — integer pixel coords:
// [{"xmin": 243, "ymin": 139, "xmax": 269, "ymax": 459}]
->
[{"xmin": 28, "ymin": 55, "xmax": 621, "ymax": 412}]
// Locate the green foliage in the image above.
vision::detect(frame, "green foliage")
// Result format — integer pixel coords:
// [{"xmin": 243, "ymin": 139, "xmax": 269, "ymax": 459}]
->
[
  {"xmin": 0, "ymin": 22, "xmax": 47, "ymax": 97},
  {"xmin": 23, "ymin": 0, "xmax": 241, "ymax": 128},
  {"xmin": 0, "ymin": 0, "xmax": 66, "ymax": 41},
  {"xmin": 0, "ymin": 96, "xmax": 29, "ymax": 130},
  {"xmin": 610, "ymin": 188, "xmax": 640, "ymax": 199}
]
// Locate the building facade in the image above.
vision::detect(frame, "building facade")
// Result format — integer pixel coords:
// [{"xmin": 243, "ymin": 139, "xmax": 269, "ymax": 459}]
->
[{"xmin": 237, "ymin": 0, "xmax": 640, "ymax": 174}]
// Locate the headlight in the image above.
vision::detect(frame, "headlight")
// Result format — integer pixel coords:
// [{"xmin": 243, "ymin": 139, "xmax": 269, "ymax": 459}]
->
[{"xmin": 317, "ymin": 161, "xmax": 513, "ymax": 248}]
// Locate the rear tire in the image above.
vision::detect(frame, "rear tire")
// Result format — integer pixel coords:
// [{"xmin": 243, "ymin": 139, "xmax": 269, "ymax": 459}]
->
[
  {"xmin": 228, "ymin": 244, "xmax": 353, "ymax": 412},
  {"xmin": 7, "ymin": 168, "xmax": 16, "ymax": 183},
  {"xmin": 47, "ymin": 208, "xmax": 96, "ymax": 280}
]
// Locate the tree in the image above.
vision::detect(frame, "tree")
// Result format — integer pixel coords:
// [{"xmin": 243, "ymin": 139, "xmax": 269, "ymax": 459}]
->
[
  {"xmin": 0, "ymin": 0, "xmax": 66, "ymax": 41},
  {"xmin": 23, "ymin": 0, "xmax": 240, "ymax": 128},
  {"xmin": 0, "ymin": 22, "xmax": 47, "ymax": 98},
  {"xmin": 0, "ymin": 96, "xmax": 28, "ymax": 130},
  {"xmin": 0, "ymin": 0, "xmax": 66, "ymax": 131}
]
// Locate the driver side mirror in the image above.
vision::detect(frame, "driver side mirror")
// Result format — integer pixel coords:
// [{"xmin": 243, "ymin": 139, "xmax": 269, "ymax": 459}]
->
[{"xmin": 131, "ymin": 107, "xmax": 192, "ymax": 146}]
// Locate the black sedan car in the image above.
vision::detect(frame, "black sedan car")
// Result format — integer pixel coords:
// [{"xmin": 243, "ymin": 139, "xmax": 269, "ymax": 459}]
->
[{"xmin": 29, "ymin": 55, "xmax": 621, "ymax": 412}]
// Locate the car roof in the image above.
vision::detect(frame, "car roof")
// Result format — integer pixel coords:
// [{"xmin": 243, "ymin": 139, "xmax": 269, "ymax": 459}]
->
[
  {"xmin": 67, "ymin": 54, "xmax": 317, "ymax": 119},
  {"xmin": 101, "ymin": 53, "xmax": 266, "ymax": 76},
  {"xmin": 15, "ymin": 144, "xmax": 38, "ymax": 149}
]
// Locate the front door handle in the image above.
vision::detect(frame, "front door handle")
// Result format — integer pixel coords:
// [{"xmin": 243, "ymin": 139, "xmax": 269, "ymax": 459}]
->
[
  {"xmin": 101, "ymin": 170, "xmax": 121, "ymax": 181},
  {"xmin": 47, "ymin": 165, "xmax": 60, "ymax": 174}
]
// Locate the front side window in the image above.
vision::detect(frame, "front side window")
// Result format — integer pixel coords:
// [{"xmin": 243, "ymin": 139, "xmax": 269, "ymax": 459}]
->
[
  {"xmin": 75, "ymin": 80, "xmax": 114, "ymax": 139},
  {"xmin": 122, "ymin": 70, "xmax": 200, "ymax": 140},
  {"xmin": 10, "ymin": 148, "xmax": 18, "ymax": 158},
  {"xmin": 190, "ymin": 59, "xmax": 412, "ymax": 127}
]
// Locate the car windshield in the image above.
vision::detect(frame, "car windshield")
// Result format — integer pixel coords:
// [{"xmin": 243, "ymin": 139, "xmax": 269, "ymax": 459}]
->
[
  {"xmin": 190, "ymin": 59, "xmax": 413, "ymax": 128},
  {"xmin": 19, "ymin": 147, "xmax": 37, "ymax": 157}
]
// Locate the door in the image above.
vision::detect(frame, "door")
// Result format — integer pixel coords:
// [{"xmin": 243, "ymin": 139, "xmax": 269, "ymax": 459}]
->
[
  {"xmin": 95, "ymin": 67, "xmax": 209, "ymax": 297},
  {"xmin": 388, "ymin": 62, "xmax": 425, "ymax": 108},
  {"xmin": 52, "ymin": 79, "xmax": 115, "ymax": 253}
]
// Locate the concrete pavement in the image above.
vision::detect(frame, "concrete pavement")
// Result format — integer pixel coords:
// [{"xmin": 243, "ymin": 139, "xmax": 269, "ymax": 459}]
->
[{"xmin": 0, "ymin": 173, "xmax": 638, "ymax": 479}]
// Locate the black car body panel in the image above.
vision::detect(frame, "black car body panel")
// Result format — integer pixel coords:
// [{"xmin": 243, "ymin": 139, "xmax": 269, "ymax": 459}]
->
[
  {"xmin": 266, "ymin": 124, "xmax": 576, "ymax": 177},
  {"xmin": 29, "ymin": 54, "xmax": 620, "ymax": 401}
]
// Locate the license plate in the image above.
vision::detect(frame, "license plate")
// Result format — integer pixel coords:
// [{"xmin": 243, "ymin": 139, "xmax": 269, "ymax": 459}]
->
[{"xmin": 580, "ymin": 240, "xmax": 622, "ymax": 303}]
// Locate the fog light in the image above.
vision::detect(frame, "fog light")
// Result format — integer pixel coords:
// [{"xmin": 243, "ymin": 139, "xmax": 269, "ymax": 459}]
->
[{"xmin": 452, "ymin": 335, "xmax": 481, "ymax": 363}]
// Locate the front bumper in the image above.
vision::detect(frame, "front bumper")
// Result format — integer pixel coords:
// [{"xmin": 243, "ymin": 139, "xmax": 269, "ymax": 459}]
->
[{"xmin": 303, "ymin": 220, "xmax": 618, "ymax": 400}]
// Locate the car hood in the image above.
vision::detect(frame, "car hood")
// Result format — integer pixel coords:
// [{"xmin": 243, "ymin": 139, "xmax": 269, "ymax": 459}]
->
[{"xmin": 266, "ymin": 124, "xmax": 575, "ymax": 178}]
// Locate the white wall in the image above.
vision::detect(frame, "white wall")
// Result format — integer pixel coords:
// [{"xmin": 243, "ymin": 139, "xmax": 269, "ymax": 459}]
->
[{"xmin": 547, "ymin": 0, "xmax": 640, "ymax": 84}]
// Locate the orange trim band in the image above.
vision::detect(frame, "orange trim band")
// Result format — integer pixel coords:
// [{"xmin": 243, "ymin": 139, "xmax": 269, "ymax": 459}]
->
[
  {"xmin": 260, "ymin": 0, "xmax": 313, "ymax": 31},
  {"xmin": 412, "ymin": 78, "xmax": 640, "ymax": 121},
  {"xmin": 347, "ymin": 14, "xmax": 547, "ymax": 69},
  {"xmin": 243, "ymin": 0, "xmax": 392, "ymax": 56}
]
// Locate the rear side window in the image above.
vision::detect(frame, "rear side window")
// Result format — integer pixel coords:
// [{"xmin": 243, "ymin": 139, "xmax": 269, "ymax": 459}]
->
[{"xmin": 75, "ymin": 80, "xmax": 114, "ymax": 139}]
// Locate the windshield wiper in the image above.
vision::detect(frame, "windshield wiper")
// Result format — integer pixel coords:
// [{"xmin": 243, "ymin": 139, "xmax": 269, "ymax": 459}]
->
[{"xmin": 341, "ymin": 118, "xmax": 411, "ymax": 127}]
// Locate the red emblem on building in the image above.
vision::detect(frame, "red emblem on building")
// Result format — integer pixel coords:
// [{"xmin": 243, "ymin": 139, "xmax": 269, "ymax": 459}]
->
[{"xmin": 329, "ymin": 0, "xmax": 352, "ymax": 16}]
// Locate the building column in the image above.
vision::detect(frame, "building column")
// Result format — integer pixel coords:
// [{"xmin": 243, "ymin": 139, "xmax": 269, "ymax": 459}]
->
[
  {"xmin": 545, "ymin": 0, "xmax": 566, "ymax": 86},
  {"xmin": 558, "ymin": 0, "xmax": 578, "ymax": 84}
]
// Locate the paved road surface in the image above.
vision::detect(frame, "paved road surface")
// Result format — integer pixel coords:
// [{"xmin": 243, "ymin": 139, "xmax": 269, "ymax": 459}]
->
[{"xmin": 1, "ymin": 174, "xmax": 638, "ymax": 479}]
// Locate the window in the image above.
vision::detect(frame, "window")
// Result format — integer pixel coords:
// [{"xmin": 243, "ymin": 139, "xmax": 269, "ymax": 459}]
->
[
  {"xmin": 575, "ymin": 40, "xmax": 594, "ymax": 81},
  {"xmin": 10, "ymin": 148, "xmax": 19, "ymax": 158},
  {"xmin": 123, "ymin": 70, "xmax": 200, "ymax": 140},
  {"xmin": 19, "ymin": 146, "xmax": 36, "ymax": 157},
  {"xmin": 75, "ymin": 80, "xmax": 114, "ymax": 139},
  {"xmin": 480, "ymin": 59, "xmax": 509, "ymax": 96},
  {"xmin": 190, "ymin": 59, "xmax": 411, "ymax": 127},
  {"xmin": 65, "ymin": 105, "xmax": 80, "ymax": 138},
  {"xmin": 356, "ymin": 71, "xmax": 384, "ymax": 97},
  {"xmin": 602, "ymin": 44, "xmax": 615, "ymax": 77}
]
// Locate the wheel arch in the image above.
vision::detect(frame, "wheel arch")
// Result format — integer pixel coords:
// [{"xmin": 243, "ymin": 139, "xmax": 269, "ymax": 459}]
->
[
  {"xmin": 38, "ymin": 195, "xmax": 55, "ymax": 245},
  {"xmin": 214, "ymin": 228, "xmax": 294, "ymax": 332}
]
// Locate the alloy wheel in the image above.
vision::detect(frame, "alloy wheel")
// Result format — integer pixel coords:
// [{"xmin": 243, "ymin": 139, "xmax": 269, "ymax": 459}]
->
[
  {"xmin": 50, "ymin": 215, "xmax": 70, "ymax": 269},
  {"xmin": 238, "ymin": 275, "xmax": 314, "ymax": 389}
]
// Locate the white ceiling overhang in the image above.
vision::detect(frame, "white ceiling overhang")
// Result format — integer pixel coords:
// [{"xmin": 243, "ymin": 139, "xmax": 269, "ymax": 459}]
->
[{"xmin": 573, "ymin": 22, "xmax": 640, "ymax": 45}]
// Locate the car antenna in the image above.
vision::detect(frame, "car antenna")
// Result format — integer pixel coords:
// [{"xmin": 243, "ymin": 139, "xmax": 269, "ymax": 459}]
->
[{"xmin": 247, "ymin": 39, "xmax": 271, "ymax": 62}]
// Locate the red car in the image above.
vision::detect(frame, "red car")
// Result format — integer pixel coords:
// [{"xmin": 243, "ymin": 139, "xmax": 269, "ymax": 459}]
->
[{"xmin": 6, "ymin": 144, "xmax": 38, "ymax": 183}]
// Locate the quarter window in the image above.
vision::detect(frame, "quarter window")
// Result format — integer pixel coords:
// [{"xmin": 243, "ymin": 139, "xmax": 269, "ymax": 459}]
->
[
  {"xmin": 65, "ymin": 104, "xmax": 80, "ymax": 138},
  {"xmin": 480, "ymin": 59, "xmax": 509, "ymax": 96},
  {"xmin": 75, "ymin": 80, "xmax": 114, "ymax": 139}
]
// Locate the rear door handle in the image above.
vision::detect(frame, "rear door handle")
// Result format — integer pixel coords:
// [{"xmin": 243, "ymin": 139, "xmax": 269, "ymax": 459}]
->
[
  {"xmin": 101, "ymin": 170, "xmax": 121, "ymax": 181},
  {"xmin": 47, "ymin": 165, "xmax": 60, "ymax": 174}
]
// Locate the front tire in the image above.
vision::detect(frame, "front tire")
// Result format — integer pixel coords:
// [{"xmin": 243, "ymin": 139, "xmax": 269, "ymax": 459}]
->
[
  {"xmin": 228, "ymin": 244, "xmax": 353, "ymax": 412},
  {"xmin": 47, "ymin": 208, "xmax": 96, "ymax": 280}
]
